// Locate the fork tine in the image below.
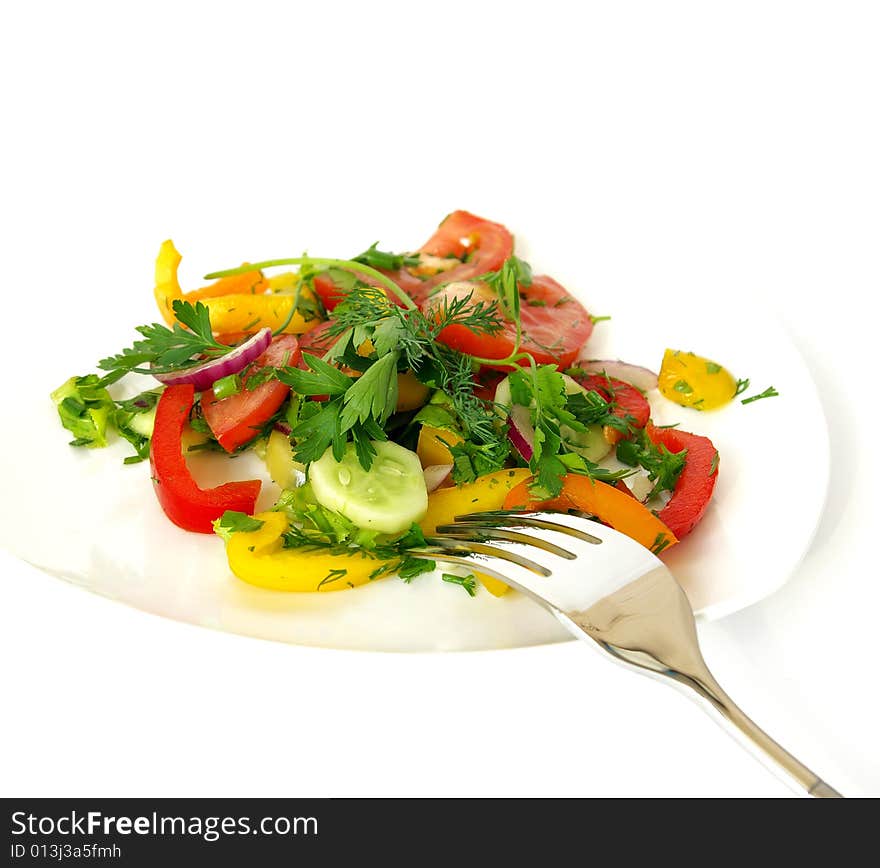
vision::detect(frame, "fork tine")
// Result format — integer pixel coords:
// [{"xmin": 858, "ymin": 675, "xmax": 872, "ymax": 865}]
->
[
  {"xmin": 451, "ymin": 512, "xmax": 602, "ymax": 545},
  {"xmin": 412, "ymin": 538, "xmax": 553, "ymax": 576},
  {"xmin": 433, "ymin": 526, "xmax": 578, "ymax": 560}
]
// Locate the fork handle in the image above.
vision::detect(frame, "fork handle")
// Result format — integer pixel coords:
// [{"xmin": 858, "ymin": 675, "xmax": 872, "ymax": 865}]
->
[{"xmin": 680, "ymin": 669, "xmax": 843, "ymax": 798}]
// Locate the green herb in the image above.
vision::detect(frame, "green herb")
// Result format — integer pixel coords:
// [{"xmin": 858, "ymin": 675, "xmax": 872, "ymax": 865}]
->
[
  {"xmin": 673, "ymin": 379, "xmax": 693, "ymax": 395},
  {"xmin": 589, "ymin": 314, "xmax": 612, "ymax": 324},
  {"xmin": 479, "ymin": 255, "xmax": 532, "ymax": 323},
  {"xmin": 734, "ymin": 378, "xmax": 750, "ymax": 397},
  {"xmin": 353, "ymin": 242, "xmax": 420, "ymax": 271},
  {"xmin": 212, "ymin": 373, "xmax": 241, "ymax": 400},
  {"xmin": 98, "ymin": 300, "xmax": 229, "ymax": 377},
  {"xmin": 281, "ymin": 277, "xmax": 506, "ymax": 471},
  {"xmin": 277, "ymin": 353, "xmax": 351, "ymax": 396},
  {"xmin": 441, "ymin": 572, "xmax": 478, "ymax": 597},
  {"xmin": 616, "ymin": 430, "xmax": 687, "ymax": 499},
  {"xmin": 705, "ymin": 362, "xmax": 722, "ymax": 374},
  {"xmin": 213, "ymin": 511, "xmax": 265, "ymax": 541},
  {"xmin": 273, "ymin": 485, "xmax": 437, "ymax": 583},
  {"xmin": 317, "ymin": 568, "xmax": 349, "ymax": 590},
  {"xmin": 338, "ymin": 352, "xmax": 399, "ymax": 431},
  {"xmin": 506, "ymin": 365, "xmax": 633, "ymax": 498},
  {"xmin": 650, "ymin": 533, "xmax": 673, "ymax": 555},
  {"xmin": 741, "ymin": 386, "xmax": 779, "ymax": 405},
  {"xmin": 449, "ymin": 438, "xmax": 512, "ymax": 484},
  {"xmin": 709, "ymin": 451, "xmax": 720, "ymax": 475}
]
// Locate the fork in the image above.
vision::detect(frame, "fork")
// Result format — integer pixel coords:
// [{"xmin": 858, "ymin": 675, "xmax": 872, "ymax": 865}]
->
[{"xmin": 412, "ymin": 509, "xmax": 843, "ymax": 798}]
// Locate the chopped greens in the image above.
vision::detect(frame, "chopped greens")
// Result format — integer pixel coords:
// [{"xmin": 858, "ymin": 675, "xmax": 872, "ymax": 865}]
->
[
  {"xmin": 51, "ymin": 375, "xmax": 115, "ymax": 448},
  {"xmin": 616, "ymin": 430, "xmax": 687, "ymax": 499},
  {"xmin": 273, "ymin": 485, "xmax": 436, "ymax": 582}
]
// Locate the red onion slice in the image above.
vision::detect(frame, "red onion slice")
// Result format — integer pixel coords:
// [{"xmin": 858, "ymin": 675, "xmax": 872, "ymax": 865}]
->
[
  {"xmin": 574, "ymin": 359, "xmax": 658, "ymax": 392},
  {"xmin": 423, "ymin": 464, "xmax": 453, "ymax": 493},
  {"xmin": 153, "ymin": 328, "xmax": 273, "ymax": 391},
  {"xmin": 507, "ymin": 404, "xmax": 535, "ymax": 462}
]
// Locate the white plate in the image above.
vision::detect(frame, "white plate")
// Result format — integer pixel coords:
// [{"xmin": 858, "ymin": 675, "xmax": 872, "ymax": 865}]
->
[{"xmin": 0, "ymin": 267, "xmax": 827, "ymax": 652}]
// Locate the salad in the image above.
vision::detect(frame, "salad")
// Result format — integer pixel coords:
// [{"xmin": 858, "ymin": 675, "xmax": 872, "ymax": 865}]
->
[{"xmin": 52, "ymin": 211, "xmax": 777, "ymax": 596}]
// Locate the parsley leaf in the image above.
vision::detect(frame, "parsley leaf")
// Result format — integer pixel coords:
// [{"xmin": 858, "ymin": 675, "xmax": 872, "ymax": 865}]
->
[
  {"xmin": 276, "ymin": 353, "xmax": 352, "ymax": 396},
  {"xmin": 98, "ymin": 300, "xmax": 227, "ymax": 376},
  {"xmin": 213, "ymin": 511, "xmax": 265, "ymax": 541},
  {"xmin": 338, "ymin": 351, "xmax": 399, "ymax": 431},
  {"xmin": 291, "ymin": 400, "xmax": 343, "ymax": 465}
]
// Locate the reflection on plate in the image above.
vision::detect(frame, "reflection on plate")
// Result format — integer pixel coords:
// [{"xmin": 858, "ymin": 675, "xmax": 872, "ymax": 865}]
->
[{"xmin": 0, "ymin": 281, "xmax": 828, "ymax": 651}]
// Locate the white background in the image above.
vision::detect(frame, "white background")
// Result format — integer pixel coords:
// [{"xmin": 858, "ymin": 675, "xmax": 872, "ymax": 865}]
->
[{"xmin": 1, "ymin": 1, "xmax": 878, "ymax": 797}]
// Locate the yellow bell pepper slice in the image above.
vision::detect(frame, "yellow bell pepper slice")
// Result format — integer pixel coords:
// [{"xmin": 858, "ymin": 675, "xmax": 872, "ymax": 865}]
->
[
  {"xmin": 153, "ymin": 240, "xmax": 319, "ymax": 335},
  {"xmin": 225, "ymin": 511, "xmax": 383, "ymax": 592},
  {"xmin": 419, "ymin": 468, "xmax": 533, "ymax": 596},
  {"xmin": 396, "ymin": 371, "xmax": 430, "ymax": 412},
  {"xmin": 417, "ymin": 425, "xmax": 463, "ymax": 467}
]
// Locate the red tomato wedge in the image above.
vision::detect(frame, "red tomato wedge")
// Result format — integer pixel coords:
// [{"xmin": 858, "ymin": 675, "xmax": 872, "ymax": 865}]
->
[
  {"xmin": 571, "ymin": 373, "xmax": 650, "ymax": 430},
  {"xmin": 645, "ymin": 423, "xmax": 719, "ymax": 539},
  {"xmin": 312, "ymin": 210, "xmax": 514, "ymax": 311},
  {"xmin": 150, "ymin": 385, "xmax": 261, "ymax": 533},
  {"xmin": 403, "ymin": 210, "xmax": 514, "ymax": 304},
  {"xmin": 201, "ymin": 334, "xmax": 301, "ymax": 452},
  {"xmin": 433, "ymin": 274, "xmax": 594, "ymax": 370},
  {"xmin": 296, "ymin": 320, "xmax": 337, "ymax": 365}
]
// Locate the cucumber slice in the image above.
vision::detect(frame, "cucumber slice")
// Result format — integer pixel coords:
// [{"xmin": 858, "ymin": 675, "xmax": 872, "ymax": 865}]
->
[
  {"xmin": 310, "ymin": 440, "xmax": 428, "ymax": 534},
  {"xmin": 127, "ymin": 406, "xmax": 157, "ymax": 438}
]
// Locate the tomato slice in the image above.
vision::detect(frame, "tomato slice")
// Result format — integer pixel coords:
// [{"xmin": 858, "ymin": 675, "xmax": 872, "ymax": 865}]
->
[
  {"xmin": 296, "ymin": 320, "xmax": 337, "ymax": 365},
  {"xmin": 403, "ymin": 210, "xmax": 513, "ymax": 304},
  {"xmin": 433, "ymin": 274, "xmax": 594, "ymax": 369},
  {"xmin": 312, "ymin": 211, "xmax": 514, "ymax": 311},
  {"xmin": 201, "ymin": 334, "xmax": 301, "ymax": 452},
  {"xmin": 571, "ymin": 373, "xmax": 650, "ymax": 430},
  {"xmin": 645, "ymin": 423, "xmax": 719, "ymax": 539}
]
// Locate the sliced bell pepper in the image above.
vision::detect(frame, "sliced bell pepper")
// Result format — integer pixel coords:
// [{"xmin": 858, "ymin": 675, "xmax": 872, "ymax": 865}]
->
[
  {"xmin": 150, "ymin": 384, "xmax": 261, "ymax": 533},
  {"xmin": 225, "ymin": 511, "xmax": 380, "ymax": 592},
  {"xmin": 153, "ymin": 240, "xmax": 318, "ymax": 335},
  {"xmin": 645, "ymin": 423, "xmax": 719, "ymax": 539},
  {"xmin": 504, "ymin": 474, "xmax": 678, "ymax": 554},
  {"xmin": 419, "ymin": 468, "xmax": 533, "ymax": 597}
]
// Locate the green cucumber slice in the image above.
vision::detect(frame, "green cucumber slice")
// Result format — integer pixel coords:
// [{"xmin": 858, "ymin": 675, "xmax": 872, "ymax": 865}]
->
[{"xmin": 310, "ymin": 440, "xmax": 427, "ymax": 534}]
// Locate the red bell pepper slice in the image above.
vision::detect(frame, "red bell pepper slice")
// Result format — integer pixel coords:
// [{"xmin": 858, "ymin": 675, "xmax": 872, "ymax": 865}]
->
[
  {"xmin": 150, "ymin": 384, "xmax": 261, "ymax": 533},
  {"xmin": 645, "ymin": 423, "xmax": 719, "ymax": 539}
]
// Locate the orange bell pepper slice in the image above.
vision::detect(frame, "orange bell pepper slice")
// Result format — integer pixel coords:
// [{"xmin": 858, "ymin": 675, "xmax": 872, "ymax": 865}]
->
[{"xmin": 503, "ymin": 474, "xmax": 678, "ymax": 554}]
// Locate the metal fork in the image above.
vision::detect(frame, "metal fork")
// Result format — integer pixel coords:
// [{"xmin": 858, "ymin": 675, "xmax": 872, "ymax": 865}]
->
[{"xmin": 413, "ymin": 509, "xmax": 842, "ymax": 798}]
